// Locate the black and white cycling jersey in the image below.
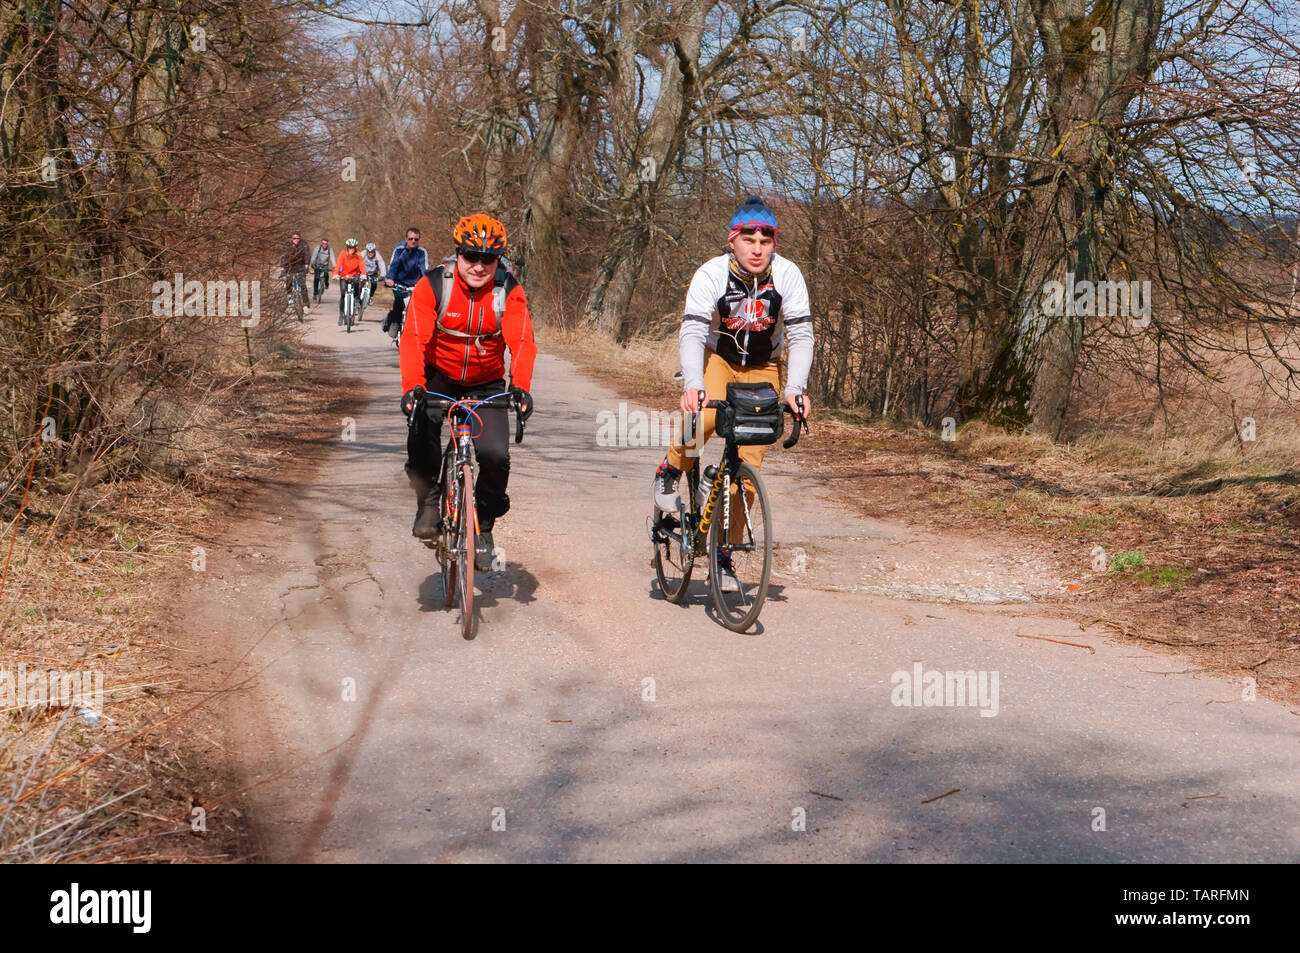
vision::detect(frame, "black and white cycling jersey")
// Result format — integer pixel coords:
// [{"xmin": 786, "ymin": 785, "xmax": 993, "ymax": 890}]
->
[{"xmin": 678, "ymin": 252, "xmax": 814, "ymax": 398}]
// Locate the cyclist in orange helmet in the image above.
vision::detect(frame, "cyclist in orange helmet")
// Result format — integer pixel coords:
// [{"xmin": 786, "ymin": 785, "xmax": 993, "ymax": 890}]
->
[{"xmin": 399, "ymin": 214, "xmax": 537, "ymax": 572}]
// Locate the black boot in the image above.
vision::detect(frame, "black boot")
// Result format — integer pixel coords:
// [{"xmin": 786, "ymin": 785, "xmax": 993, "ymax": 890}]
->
[{"xmin": 408, "ymin": 469, "xmax": 440, "ymax": 540}]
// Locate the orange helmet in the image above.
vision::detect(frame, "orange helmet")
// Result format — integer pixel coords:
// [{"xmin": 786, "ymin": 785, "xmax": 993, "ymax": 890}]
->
[{"xmin": 452, "ymin": 214, "xmax": 507, "ymax": 255}]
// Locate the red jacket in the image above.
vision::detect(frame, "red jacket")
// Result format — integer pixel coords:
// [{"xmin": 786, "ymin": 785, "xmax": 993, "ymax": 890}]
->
[
  {"xmin": 335, "ymin": 250, "xmax": 365, "ymax": 279},
  {"xmin": 400, "ymin": 264, "xmax": 536, "ymax": 393}
]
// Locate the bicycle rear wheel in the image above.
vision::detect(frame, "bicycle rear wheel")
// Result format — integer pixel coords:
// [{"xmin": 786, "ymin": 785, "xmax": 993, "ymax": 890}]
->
[
  {"xmin": 652, "ymin": 467, "xmax": 694, "ymax": 603},
  {"xmin": 706, "ymin": 460, "xmax": 772, "ymax": 632},
  {"xmin": 457, "ymin": 463, "xmax": 476, "ymax": 639}
]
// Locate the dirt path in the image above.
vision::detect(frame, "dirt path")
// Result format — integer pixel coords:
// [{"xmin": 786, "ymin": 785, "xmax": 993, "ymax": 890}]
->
[{"xmin": 180, "ymin": 286, "xmax": 1300, "ymax": 862}]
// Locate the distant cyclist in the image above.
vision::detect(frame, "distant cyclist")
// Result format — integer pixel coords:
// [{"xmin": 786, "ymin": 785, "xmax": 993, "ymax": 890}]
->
[
  {"xmin": 280, "ymin": 232, "xmax": 309, "ymax": 295},
  {"xmin": 398, "ymin": 214, "xmax": 536, "ymax": 572},
  {"xmin": 652, "ymin": 196, "xmax": 814, "ymax": 590},
  {"xmin": 311, "ymin": 238, "xmax": 336, "ymax": 301},
  {"xmin": 363, "ymin": 242, "xmax": 386, "ymax": 301},
  {"xmin": 383, "ymin": 227, "xmax": 429, "ymax": 336},
  {"xmin": 335, "ymin": 238, "xmax": 365, "ymax": 325}
]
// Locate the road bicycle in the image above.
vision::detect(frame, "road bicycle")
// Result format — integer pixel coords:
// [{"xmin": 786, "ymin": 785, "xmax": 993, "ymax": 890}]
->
[
  {"xmin": 341, "ymin": 277, "xmax": 360, "ymax": 332},
  {"xmin": 283, "ymin": 269, "xmax": 307, "ymax": 321},
  {"xmin": 416, "ymin": 392, "xmax": 525, "ymax": 639},
  {"xmin": 312, "ymin": 266, "xmax": 329, "ymax": 303},
  {"xmin": 649, "ymin": 397, "xmax": 806, "ymax": 632},
  {"xmin": 387, "ymin": 283, "xmax": 414, "ymax": 347},
  {"xmin": 289, "ymin": 271, "xmax": 306, "ymax": 323}
]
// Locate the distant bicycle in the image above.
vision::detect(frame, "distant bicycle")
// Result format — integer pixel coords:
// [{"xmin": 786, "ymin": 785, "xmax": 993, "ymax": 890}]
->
[
  {"xmin": 387, "ymin": 283, "xmax": 414, "ymax": 346},
  {"xmin": 312, "ymin": 266, "xmax": 329, "ymax": 304},
  {"xmin": 359, "ymin": 276, "xmax": 374, "ymax": 314},
  {"xmin": 285, "ymin": 270, "xmax": 307, "ymax": 322},
  {"xmin": 341, "ymin": 277, "xmax": 360, "ymax": 332}
]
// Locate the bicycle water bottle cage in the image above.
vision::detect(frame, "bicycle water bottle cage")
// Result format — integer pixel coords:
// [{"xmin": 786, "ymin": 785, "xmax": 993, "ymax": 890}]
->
[{"xmin": 717, "ymin": 382, "xmax": 784, "ymax": 445}]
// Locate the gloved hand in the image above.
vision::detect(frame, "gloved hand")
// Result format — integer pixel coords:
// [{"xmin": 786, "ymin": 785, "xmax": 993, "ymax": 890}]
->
[
  {"xmin": 401, "ymin": 385, "xmax": 426, "ymax": 417},
  {"xmin": 510, "ymin": 386, "xmax": 534, "ymax": 421}
]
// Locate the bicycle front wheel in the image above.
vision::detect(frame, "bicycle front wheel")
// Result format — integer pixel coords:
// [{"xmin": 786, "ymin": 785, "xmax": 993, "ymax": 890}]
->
[
  {"xmin": 706, "ymin": 460, "xmax": 772, "ymax": 632},
  {"xmin": 457, "ymin": 463, "xmax": 476, "ymax": 639},
  {"xmin": 439, "ymin": 457, "xmax": 458, "ymax": 609}
]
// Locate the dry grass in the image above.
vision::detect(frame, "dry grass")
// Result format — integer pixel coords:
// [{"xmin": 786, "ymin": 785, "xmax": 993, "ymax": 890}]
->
[
  {"xmin": 539, "ymin": 326, "xmax": 681, "ymax": 401},
  {"xmin": 1, "ymin": 327, "xmax": 363, "ymax": 863}
]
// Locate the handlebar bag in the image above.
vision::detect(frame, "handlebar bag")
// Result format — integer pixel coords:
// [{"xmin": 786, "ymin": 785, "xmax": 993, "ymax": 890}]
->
[{"xmin": 718, "ymin": 382, "xmax": 784, "ymax": 446}]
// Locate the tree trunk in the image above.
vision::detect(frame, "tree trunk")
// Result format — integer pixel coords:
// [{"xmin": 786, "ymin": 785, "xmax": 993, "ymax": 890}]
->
[
  {"xmin": 521, "ymin": 42, "xmax": 585, "ymax": 311},
  {"xmin": 583, "ymin": 0, "xmax": 704, "ymax": 341},
  {"xmin": 1019, "ymin": 0, "xmax": 1163, "ymax": 437}
]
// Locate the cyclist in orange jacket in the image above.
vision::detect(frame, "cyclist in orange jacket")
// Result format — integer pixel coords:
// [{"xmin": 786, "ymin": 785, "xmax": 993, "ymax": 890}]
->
[
  {"xmin": 399, "ymin": 214, "xmax": 536, "ymax": 571},
  {"xmin": 335, "ymin": 238, "xmax": 366, "ymax": 325}
]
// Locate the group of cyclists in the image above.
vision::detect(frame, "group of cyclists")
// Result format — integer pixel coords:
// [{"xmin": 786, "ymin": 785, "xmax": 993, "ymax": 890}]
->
[
  {"xmin": 278, "ymin": 196, "xmax": 813, "ymax": 593},
  {"xmin": 278, "ymin": 231, "xmax": 428, "ymax": 333}
]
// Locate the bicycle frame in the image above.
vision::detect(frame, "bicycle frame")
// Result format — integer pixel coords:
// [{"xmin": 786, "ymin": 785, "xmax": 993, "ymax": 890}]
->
[
  {"xmin": 416, "ymin": 391, "xmax": 523, "ymax": 516},
  {"xmin": 669, "ymin": 443, "xmax": 745, "ymax": 558},
  {"xmin": 696, "ymin": 444, "xmax": 738, "ymax": 544},
  {"xmin": 285, "ymin": 271, "xmax": 306, "ymax": 312},
  {"xmin": 652, "ymin": 403, "xmax": 808, "ymax": 557}
]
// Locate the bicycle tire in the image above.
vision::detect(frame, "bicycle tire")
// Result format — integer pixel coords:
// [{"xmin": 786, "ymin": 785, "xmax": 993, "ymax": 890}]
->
[
  {"xmin": 458, "ymin": 463, "xmax": 475, "ymax": 639},
  {"xmin": 652, "ymin": 466, "xmax": 695, "ymax": 603},
  {"xmin": 439, "ymin": 454, "xmax": 457, "ymax": 609},
  {"xmin": 706, "ymin": 460, "xmax": 772, "ymax": 632},
  {"xmin": 293, "ymin": 284, "xmax": 304, "ymax": 322}
]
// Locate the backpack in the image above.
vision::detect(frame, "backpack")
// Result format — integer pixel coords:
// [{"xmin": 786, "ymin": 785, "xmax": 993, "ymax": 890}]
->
[{"xmin": 430, "ymin": 257, "xmax": 510, "ymax": 355}]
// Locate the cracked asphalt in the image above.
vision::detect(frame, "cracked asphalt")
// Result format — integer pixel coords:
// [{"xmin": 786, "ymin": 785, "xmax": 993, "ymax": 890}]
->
[{"xmin": 184, "ymin": 288, "xmax": 1300, "ymax": 862}]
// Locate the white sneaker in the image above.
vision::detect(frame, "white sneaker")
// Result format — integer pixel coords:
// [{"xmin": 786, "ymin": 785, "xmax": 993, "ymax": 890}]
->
[
  {"xmin": 716, "ymin": 552, "xmax": 741, "ymax": 593},
  {"xmin": 652, "ymin": 465, "xmax": 682, "ymax": 512}
]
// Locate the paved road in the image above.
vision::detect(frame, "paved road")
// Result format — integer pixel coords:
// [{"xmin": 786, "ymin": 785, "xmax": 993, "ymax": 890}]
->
[{"xmin": 191, "ymin": 288, "xmax": 1300, "ymax": 862}]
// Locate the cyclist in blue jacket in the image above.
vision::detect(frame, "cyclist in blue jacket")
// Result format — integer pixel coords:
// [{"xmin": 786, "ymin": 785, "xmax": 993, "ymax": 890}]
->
[{"xmin": 383, "ymin": 226, "xmax": 430, "ymax": 335}]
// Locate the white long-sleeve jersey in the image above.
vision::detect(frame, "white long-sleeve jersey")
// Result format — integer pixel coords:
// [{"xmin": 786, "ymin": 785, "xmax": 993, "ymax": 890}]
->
[{"xmin": 678, "ymin": 252, "xmax": 814, "ymax": 398}]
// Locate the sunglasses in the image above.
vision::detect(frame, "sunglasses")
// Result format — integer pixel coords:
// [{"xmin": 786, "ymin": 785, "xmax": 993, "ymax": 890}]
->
[
  {"xmin": 459, "ymin": 250, "xmax": 500, "ymax": 265},
  {"xmin": 740, "ymin": 226, "xmax": 776, "ymax": 238}
]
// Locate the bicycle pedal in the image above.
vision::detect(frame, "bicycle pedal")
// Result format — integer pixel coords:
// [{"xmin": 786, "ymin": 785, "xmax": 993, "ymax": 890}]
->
[{"xmin": 648, "ymin": 513, "xmax": 679, "ymax": 543}]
